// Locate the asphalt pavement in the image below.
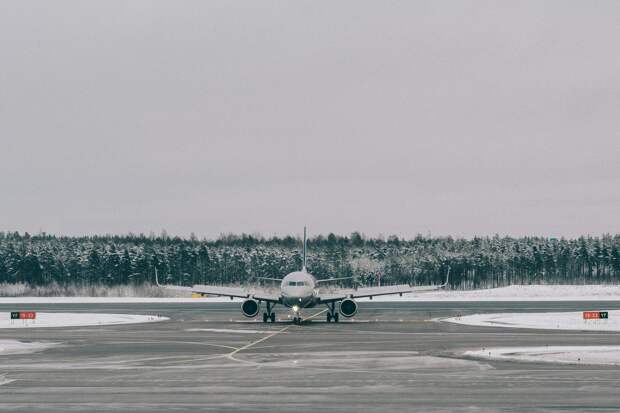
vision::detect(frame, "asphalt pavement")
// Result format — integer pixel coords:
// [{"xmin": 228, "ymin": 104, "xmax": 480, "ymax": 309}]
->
[{"xmin": 1, "ymin": 301, "xmax": 620, "ymax": 412}]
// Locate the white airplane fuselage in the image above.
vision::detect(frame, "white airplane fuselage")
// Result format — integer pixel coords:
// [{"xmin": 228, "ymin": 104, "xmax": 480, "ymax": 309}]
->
[{"xmin": 280, "ymin": 268, "xmax": 318, "ymax": 309}]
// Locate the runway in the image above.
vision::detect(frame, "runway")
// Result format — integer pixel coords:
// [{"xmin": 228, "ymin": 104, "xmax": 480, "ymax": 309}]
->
[{"xmin": 1, "ymin": 301, "xmax": 620, "ymax": 412}]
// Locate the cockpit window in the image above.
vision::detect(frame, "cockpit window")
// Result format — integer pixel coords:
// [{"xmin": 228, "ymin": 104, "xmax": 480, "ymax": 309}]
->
[{"xmin": 288, "ymin": 281, "xmax": 306, "ymax": 286}]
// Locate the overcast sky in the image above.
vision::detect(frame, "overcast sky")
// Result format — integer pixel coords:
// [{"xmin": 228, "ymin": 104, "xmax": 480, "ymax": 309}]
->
[{"xmin": 1, "ymin": 1, "xmax": 619, "ymax": 239}]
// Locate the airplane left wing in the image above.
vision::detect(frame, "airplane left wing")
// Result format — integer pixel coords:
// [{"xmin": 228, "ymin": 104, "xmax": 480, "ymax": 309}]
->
[
  {"xmin": 318, "ymin": 268, "xmax": 450, "ymax": 303},
  {"xmin": 349, "ymin": 284, "xmax": 412, "ymax": 299},
  {"xmin": 317, "ymin": 284, "xmax": 411, "ymax": 303}
]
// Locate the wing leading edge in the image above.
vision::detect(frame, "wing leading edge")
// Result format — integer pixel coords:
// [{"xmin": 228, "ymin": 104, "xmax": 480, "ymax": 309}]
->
[
  {"xmin": 154, "ymin": 269, "xmax": 280, "ymax": 303},
  {"xmin": 318, "ymin": 268, "xmax": 450, "ymax": 303}
]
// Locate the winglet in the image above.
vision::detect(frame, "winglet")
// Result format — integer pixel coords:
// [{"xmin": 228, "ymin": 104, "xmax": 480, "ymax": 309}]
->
[
  {"xmin": 154, "ymin": 267, "xmax": 161, "ymax": 287},
  {"xmin": 440, "ymin": 267, "xmax": 451, "ymax": 288}
]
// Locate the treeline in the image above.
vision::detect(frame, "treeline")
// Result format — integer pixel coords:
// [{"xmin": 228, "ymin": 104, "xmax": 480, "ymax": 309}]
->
[{"xmin": 1, "ymin": 231, "xmax": 620, "ymax": 290}]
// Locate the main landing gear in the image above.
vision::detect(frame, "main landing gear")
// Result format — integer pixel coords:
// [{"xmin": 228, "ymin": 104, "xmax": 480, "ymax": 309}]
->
[
  {"xmin": 326, "ymin": 302, "xmax": 339, "ymax": 323},
  {"xmin": 262, "ymin": 302, "xmax": 276, "ymax": 323}
]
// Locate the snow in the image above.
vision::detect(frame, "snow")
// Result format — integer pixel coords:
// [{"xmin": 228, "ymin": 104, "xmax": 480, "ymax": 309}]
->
[
  {"xmin": 442, "ymin": 310, "xmax": 620, "ymax": 331},
  {"xmin": 464, "ymin": 346, "xmax": 620, "ymax": 366},
  {"xmin": 2, "ymin": 284, "xmax": 620, "ymax": 303},
  {"xmin": 363, "ymin": 284, "xmax": 620, "ymax": 302},
  {"xmin": 1, "ymin": 312, "xmax": 168, "ymax": 329},
  {"xmin": 0, "ymin": 297, "xmax": 236, "ymax": 304},
  {"xmin": 0, "ymin": 339, "xmax": 56, "ymax": 355}
]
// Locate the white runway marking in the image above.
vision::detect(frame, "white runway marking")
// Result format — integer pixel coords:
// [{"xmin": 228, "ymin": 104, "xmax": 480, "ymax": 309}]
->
[
  {"xmin": 0, "ymin": 373, "xmax": 14, "ymax": 386},
  {"xmin": 186, "ymin": 328, "xmax": 267, "ymax": 334}
]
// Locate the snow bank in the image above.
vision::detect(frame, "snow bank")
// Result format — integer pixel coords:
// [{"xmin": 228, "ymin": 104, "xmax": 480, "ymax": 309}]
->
[
  {"xmin": 0, "ymin": 339, "xmax": 57, "ymax": 355},
  {"xmin": 2, "ymin": 284, "xmax": 620, "ymax": 303},
  {"xmin": 464, "ymin": 346, "xmax": 620, "ymax": 366},
  {"xmin": 443, "ymin": 310, "xmax": 620, "ymax": 331},
  {"xmin": 1, "ymin": 312, "xmax": 168, "ymax": 329},
  {"xmin": 364, "ymin": 284, "xmax": 620, "ymax": 302},
  {"xmin": 0, "ymin": 297, "xmax": 234, "ymax": 304}
]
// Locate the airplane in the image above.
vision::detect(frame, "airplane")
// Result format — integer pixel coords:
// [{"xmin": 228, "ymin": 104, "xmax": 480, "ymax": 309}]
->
[{"xmin": 156, "ymin": 227, "xmax": 450, "ymax": 324}]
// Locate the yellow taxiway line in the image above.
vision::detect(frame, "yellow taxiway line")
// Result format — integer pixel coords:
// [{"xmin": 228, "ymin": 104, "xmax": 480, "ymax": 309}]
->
[{"xmin": 225, "ymin": 308, "xmax": 328, "ymax": 363}]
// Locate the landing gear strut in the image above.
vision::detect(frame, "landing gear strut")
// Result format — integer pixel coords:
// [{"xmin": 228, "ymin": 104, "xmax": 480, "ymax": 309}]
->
[
  {"xmin": 326, "ymin": 302, "xmax": 339, "ymax": 323},
  {"xmin": 262, "ymin": 302, "xmax": 276, "ymax": 323},
  {"xmin": 291, "ymin": 305, "xmax": 303, "ymax": 325}
]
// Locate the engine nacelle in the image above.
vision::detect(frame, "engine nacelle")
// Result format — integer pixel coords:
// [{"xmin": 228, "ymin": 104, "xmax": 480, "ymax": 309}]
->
[
  {"xmin": 241, "ymin": 298, "xmax": 260, "ymax": 318},
  {"xmin": 339, "ymin": 298, "xmax": 358, "ymax": 318}
]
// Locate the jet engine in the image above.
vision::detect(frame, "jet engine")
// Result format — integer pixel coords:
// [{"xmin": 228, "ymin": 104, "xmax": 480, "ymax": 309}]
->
[
  {"xmin": 241, "ymin": 298, "xmax": 260, "ymax": 317},
  {"xmin": 339, "ymin": 298, "xmax": 358, "ymax": 318}
]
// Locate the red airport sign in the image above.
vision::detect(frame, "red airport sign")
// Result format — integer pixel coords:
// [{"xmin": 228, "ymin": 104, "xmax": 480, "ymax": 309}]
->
[
  {"xmin": 10, "ymin": 311, "xmax": 36, "ymax": 320},
  {"xmin": 20, "ymin": 311, "xmax": 36, "ymax": 319},
  {"xmin": 583, "ymin": 311, "xmax": 608, "ymax": 319}
]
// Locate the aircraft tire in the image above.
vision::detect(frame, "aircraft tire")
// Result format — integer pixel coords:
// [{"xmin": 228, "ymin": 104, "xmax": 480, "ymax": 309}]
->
[
  {"xmin": 334, "ymin": 313, "xmax": 339, "ymax": 323},
  {"xmin": 270, "ymin": 312, "xmax": 275, "ymax": 323},
  {"xmin": 326, "ymin": 313, "xmax": 332, "ymax": 323},
  {"xmin": 262, "ymin": 313, "xmax": 268, "ymax": 323}
]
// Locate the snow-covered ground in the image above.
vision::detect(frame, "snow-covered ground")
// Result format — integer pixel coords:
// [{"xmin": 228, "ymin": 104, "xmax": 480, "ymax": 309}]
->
[
  {"xmin": 0, "ymin": 297, "xmax": 229, "ymax": 304},
  {"xmin": 2, "ymin": 284, "xmax": 620, "ymax": 303},
  {"xmin": 0, "ymin": 339, "xmax": 57, "ymax": 355},
  {"xmin": 395, "ymin": 284, "xmax": 620, "ymax": 302},
  {"xmin": 443, "ymin": 310, "xmax": 620, "ymax": 331},
  {"xmin": 1, "ymin": 312, "xmax": 168, "ymax": 329},
  {"xmin": 464, "ymin": 346, "xmax": 620, "ymax": 366}
]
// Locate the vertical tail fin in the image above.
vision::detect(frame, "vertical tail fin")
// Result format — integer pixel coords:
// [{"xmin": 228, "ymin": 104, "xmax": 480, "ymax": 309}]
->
[{"xmin": 303, "ymin": 226, "xmax": 307, "ymax": 271}]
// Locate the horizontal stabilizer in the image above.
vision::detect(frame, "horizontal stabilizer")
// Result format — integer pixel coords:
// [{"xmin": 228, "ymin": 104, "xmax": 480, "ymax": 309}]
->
[{"xmin": 315, "ymin": 276, "xmax": 353, "ymax": 284}]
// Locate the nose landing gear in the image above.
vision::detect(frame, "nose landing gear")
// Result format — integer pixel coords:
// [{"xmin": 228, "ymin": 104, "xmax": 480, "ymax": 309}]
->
[{"xmin": 291, "ymin": 305, "xmax": 303, "ymax": 325}]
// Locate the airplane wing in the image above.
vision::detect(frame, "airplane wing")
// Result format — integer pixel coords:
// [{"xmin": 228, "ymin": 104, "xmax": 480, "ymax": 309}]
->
[
  {"xmin": 350, "ymin": 284, "xmax": 413, "ymax": 298},
  {"xmin": 164, "ymin": 284, "xmax": 281, "ymax": 303},
  {"xmin": 318, "ymin": 268, "xmax": 450, "ymax": 303},
  {"xmin": 190, "ymin": 284, "xmax": 251, "ymax": 299},
  {"xmin": 155, "ymin": 270, "xmax": 280, "ymax": 303},
  {"xmin": 252, "ymin": 291, "xmax": 281, "ymax": 303},
  {"xmin": 317, "ymin": 284, "xmax": 411, "ymax": 303}
]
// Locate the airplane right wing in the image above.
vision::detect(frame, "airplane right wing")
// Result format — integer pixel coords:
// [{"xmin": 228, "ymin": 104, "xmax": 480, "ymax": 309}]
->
[
  {"xmin": 154, "ymin": 269, "xmax": 280, "ymax": 303},
  {"xmin": 190, "ymin": 285, "xmax": 280, "ymax": 303},
  {"xmin": 190, "ymin": 284, "xmax": 251, "ymax": 299}
]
